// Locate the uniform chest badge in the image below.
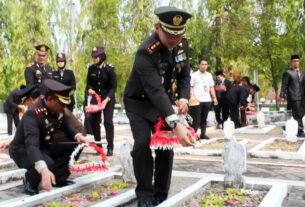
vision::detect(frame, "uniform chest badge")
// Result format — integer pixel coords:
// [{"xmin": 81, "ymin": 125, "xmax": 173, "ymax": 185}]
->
[{"xmin": 175, "ymin": 53, "xmax": 186, "ymax": 63}]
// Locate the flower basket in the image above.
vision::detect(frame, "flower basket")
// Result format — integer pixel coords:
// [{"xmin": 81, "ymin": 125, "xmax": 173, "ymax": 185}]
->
[
  {"xmin": 69, "ymin": 143, "xmax": 108, "ymax": 173},
  {"xmin": 85, "ymin": 93, "xmax": 103, "ymax": 113},
  {"xmin": 150, "ymin": 117, "xmax": 197, "ymax": 150}
]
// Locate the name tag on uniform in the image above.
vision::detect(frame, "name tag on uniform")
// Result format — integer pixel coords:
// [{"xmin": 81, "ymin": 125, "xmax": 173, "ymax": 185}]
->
[{"xmin": 175, "ymin": 53, "xmax": 186, "ymax": 63}]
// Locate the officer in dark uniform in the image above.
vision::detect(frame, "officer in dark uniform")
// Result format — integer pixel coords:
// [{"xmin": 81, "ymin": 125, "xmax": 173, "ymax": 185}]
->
[
  {"xmin": 9, "ymin": 79, "xmax": 90, "ymax": 195},
  {"xmin": 226, "ymin": 84, "xmax": 260, "ymax": 128},
  {"xmin": 25, "ymin": 44, "xmax": 53, "ymax": 93},
  {"xmin": 214, "ymin": 70, "xmax": 232, "ymax": 129},
  {"xmin": 123, "ymin": 6, "xmax": 194, "ymax": 207},
  {"xmin": 280, "ymin": 54, "xmax": 305, "ymax": 137},
  {"xmin": 4, "ymin": 85, "xmax": 25, "ymax": 135},
  {"xmin": 85, "ymin": 46, "xmax": 117, "ymax": 156},
  {"xmin": 53, "ymin": 53, "xmax": 76, "ymax": 111}
]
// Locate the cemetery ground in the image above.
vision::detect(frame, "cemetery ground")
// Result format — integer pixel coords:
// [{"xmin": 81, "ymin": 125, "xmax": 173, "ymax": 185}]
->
[{"xmin": 0, "ymin": 114, "xmax": 305, "ymax": 206}]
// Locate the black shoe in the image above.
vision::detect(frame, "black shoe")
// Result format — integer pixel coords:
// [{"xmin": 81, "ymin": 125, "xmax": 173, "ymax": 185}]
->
[
  {"xmin": 152, "ymin": 198, "xmax": 166, "ymax": 205},
  {"xmin": 23, "ymin": 178, "xmax": 39, "ymax": 195},
  {"xmin": 107, "ymin": 148, "xmax": 113, "ymax": 156},
  {"xmin": 200, "ymin": 135, "xmax": 210, "ymax": 140},
  {"xmin": 137, "ymin": 201, "xmax": 153, "ymax": 207},
  {"xmin": 216, "ymin": 124, "xmax": 221, "ymax": 129},
  {"xmin": 53, "ymin": 180, "xmax": 75, "ymax": 187},
  {"xmin": 297, "ymin": 132, "xmax": 305, "ymax": 138}
]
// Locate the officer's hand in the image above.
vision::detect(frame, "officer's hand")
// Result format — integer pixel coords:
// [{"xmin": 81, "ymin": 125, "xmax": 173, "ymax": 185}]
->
[
  {"xmin": 280, "ymin": 97, "xmax": 285, "ymax": 104},
  {"xmin": 40, "ymin": 168, "xmax": 56, "ymax": 192},
  {"xmin": 213, "ymin": 98, "xmax": 218, "ymax": 106},
  {"xmin": 76, "ymin": 135, "xmax": 94, "ymax": 143},
  {"xmin": 88, "ymin": 89, "xmax": 96, "ymax": 95},
  {"xmin": 173, "ymin": 123, "xmax": 195, "ymax": 147},
  {"xmin": 101, "ymin": 98, "xmax": 110, "ymax": 110},
  {"xmin": 177, "ymin": 101, "xmax": 189, "ymax": 115},
  {"xmin": 0, "ymin": 140, "xmax": 10, "ymax": 152}
]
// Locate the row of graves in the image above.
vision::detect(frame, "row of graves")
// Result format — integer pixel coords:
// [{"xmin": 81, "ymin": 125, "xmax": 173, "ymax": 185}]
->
[{"xmin": 0, "ymin": 111, "xmax": 305, "ymax": 206}]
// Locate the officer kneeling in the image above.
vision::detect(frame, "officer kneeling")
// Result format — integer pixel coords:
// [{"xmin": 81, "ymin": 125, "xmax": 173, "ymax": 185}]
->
[{"xmin": 9, "ymin": 79, "xmax": 91, "ymax": 195}]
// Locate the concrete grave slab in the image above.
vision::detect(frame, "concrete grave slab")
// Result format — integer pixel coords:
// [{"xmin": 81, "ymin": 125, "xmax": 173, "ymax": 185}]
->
[
  {"xmin": 0, "ymin": 165, "xmax": 121, "ymax": 207},
  {"xmin": 158, "ymin": 171, "xmax": 287, "ymax": 207},
  {"xmin": 174, "ymin": 138, "xmax": 250, "ymax": 156},
  {"xmin": 249, "ymin": 138, "xmax": 305, "ymax": 160},
  {"xmin": 235, "ymin": 125, "xmax": 276, "ymax": 134}
]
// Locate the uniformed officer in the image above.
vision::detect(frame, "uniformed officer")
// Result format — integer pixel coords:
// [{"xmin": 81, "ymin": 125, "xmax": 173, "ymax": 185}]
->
[
  {"xmin": 226, "ymin": 84, "xmax": 260, "ymax": 128},
  {"xmin": 123, "ymin": 6, "xmax": 194, "ymax": 207},
  {"xmin": 0, "ymin": 85, "xmax": 41, "ymax": 152},
  {"xmin": 9, "ymin": 79, "xmax": 90, "ymax": 195},
  {"xmin": 85, "ymin": 46, "xmax": 117, "ymax": 156},
  {"xmin": 24, "ymin": 44, "xmax": 53, "ymax": 93},
  {"xmin": 3, "ymin": 85, "xmax": 25, "ymax": 135},
  {"xmin": 53, "ymin": 53, "xmax": 76, "ymax": 111}
]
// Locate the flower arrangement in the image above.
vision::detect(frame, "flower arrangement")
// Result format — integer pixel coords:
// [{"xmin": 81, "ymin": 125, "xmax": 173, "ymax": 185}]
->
[
  {"xmin": 192, "ymin": 187, "xmax": 266, "ymax": 207},
  {"xmin": 40, "ymin": 180, "xmax": 128, "ymax": 207},
  {"xmin": 69, "ymin": 143, "xmax": 108, "ymax": 173},
  {"xmin": 150, "ymin": 117, "xmax": 197, "ymax": 150}
]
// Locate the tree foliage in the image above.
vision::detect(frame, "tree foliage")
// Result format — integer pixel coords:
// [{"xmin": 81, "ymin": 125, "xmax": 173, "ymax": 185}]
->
[{"xmin": 1, "ymin": 0, "xmax": 305, "ymax": 108}]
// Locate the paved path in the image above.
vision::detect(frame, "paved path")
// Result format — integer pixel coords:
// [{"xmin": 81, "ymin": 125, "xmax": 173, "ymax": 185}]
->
[{"xmin": 1, "ymin": 121, "xmax": 305, "ymax": 206}]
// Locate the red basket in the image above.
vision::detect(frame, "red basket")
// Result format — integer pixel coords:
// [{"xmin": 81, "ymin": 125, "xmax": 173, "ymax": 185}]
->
[
  {"xmin": 150, "ymin": 117, "xmax": 197, "ymax": 150},
  {"xmin": 69, "ymin": 143, "xmax": 108, "ymax": 173},
  {"xmin": 85, "ymin": 93, "xmax": 103, "ymax": 113}
]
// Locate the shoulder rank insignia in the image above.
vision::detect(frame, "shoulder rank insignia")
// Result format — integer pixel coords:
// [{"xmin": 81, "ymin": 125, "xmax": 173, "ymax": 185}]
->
[
  {"xmin": 35, "ymin": 107, "xmax": 47, "ymax": 115},
  {"xmin": 146, "ymin": 40, "xmax": 161, "ymax": 55},
  {"xmin": 26, "ymin": 63, "xmax": 34, "ymax": 68}
]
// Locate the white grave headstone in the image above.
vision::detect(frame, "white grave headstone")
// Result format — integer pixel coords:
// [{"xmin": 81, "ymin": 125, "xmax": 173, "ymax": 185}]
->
[
  {"xmin": 257, "ymin": 111, "xmax": 265, "ymax": 128},
  {"xmin": 222, "ymin": 138, "xmax": 246, "ymax": 188},
  {"xmin": 285, "ymin": 117, "xmax": 298, "ymax": 142},
  {"xmin": 223, "ymin": 118, "xmax": 235, "ymax": 139},
  {"xmin": 119, "ymin": 139, "xmax": 136, "ymax": 183}
]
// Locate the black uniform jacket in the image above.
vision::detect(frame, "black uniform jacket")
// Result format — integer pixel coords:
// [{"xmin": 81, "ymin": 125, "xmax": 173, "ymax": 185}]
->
[
  {"xmin": 53, "ymin": 69, "xmax": 76, "ymax": 107},
  {"xmin": 123, "ymin": 33, "xmax": 190, "ymax": 122},
  {"xmin": 4, "ymin": 89, "xmax": 21, "ymax": 114},
  {"xmin": 215, "ymin": 79, "xmax": 232, "ymax": 100},
  {"xmin": 25, "ymin": 61, "xmax": 53, "ymax": 85},
  {"xmin": 9, "ymin": 100, "xmax": 78, "ymax": 163},
  {"xmin": 280, "ymin": 68, "xmax": 305, "ymax": 101},
  {"xmin": 226, "ymin": 85, "xmax": 250, "ymax": 108},
  {"xmin": 86, "ymin": 63, "xmax": 117, "ymax": 104}
]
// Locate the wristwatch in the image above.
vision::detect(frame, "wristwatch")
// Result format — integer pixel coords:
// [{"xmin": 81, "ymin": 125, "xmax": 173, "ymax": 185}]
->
[{"xmin": 165, "ymin": 114, "xmax": 180, "ymax": 129}]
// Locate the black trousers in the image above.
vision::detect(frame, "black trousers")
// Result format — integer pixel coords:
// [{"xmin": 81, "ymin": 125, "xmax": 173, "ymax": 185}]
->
[
  {"xmin": 88, "ymin": 100, "xmax": 115, "ymax": 149},
  {"xmin": 6, "ymin": 111, "xmax": 20, "ymax": 135},
  {"xmin": 228, "ymin": 102, "xmax": 241, "ymax": 128},
  {"xmin": 127, "ymin": 112, "xmax": 173, "ymax": 202},
  {"xmin": 9, "ymin": 142, "xmax": 77, "ymax": 188},
  {"xmin": 189, "ymin": 102, "xmax": 211, "ymax": 138},
  {"xmin": 289, "ymin": 100, "xmax": 305, "ymax": 133},
  {"xmin": 214, "ymin": 98, "xmax": 229, "ymax": 125}
]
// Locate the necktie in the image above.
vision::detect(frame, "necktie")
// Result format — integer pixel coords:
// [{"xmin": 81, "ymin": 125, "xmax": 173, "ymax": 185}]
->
[{"xmin": 296, "ymin": 70, "xmax": 300, "ymax": 82}]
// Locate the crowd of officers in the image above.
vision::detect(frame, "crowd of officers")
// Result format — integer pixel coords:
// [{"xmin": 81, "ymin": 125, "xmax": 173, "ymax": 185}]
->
[{"xmin": 0, "ymin": 5, "xmax": 302, "ymax": 207}]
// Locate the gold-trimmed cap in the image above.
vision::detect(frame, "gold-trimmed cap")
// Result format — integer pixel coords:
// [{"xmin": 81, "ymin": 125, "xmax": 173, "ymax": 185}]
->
[
  {"xmin": 154, "ymin": 6, "xmax": 192, "ymax": 36},
  {"xmin": 35, "ymin": 44, "xmax": 50, "ymax": 55},
  {"xmin": 43, "ymin": 79, "xmax": 73, "ymax": 105}
]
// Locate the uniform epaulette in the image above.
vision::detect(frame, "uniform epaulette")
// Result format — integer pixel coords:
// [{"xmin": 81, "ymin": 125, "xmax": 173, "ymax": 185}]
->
[
  {"xmin": 108, "ymin": 64, "xmax": 114, "ymax": 68},
  {"xmin": 26, "ymin": 63, "xmax": 34, "ymax": 68},
  {"xmin": 35, "ymin": 107, "xmax": 47, "ymax": 115},
  {"xmin": 146, "ymin": 40, "xmax": 161, "ymax": 55}
]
